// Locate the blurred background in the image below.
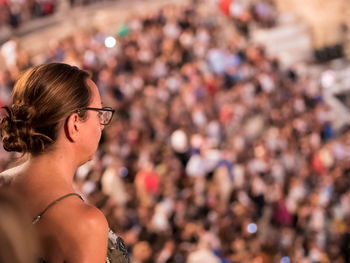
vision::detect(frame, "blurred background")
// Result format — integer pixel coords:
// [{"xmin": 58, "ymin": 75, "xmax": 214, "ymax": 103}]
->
[{"xmin": 1, "ymin": 0, "xmax": 350, "ymax": 262}]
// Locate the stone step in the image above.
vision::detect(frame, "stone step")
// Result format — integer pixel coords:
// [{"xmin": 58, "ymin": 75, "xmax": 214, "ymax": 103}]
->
[
  {"xmin": 252, "ymin": 23, "xmax": 309, "ymax": 45},
  {"xmin": 251, "ymin": 17, "xmax": 312, "ymax": 65},
  {"xmin": 266, "ymin": 33, "xmax": 311, "ymax": 54},
  {"xmin": 276, "ymin": 12, "xmax": 299, "ymax": 26}
]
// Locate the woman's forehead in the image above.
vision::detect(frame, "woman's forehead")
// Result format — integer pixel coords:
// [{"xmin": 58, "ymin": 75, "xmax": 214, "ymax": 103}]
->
[{"xmin": 86, "ymin": 79, "xmax": 102, "ymax": 105}]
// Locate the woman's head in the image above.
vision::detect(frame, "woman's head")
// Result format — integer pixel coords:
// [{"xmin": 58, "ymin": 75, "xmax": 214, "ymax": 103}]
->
[{"xmin": 0, "ymin": 63, "xmax": 92, "ymax": 155}]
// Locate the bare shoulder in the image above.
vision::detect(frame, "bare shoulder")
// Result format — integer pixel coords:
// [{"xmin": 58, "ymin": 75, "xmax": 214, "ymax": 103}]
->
[
  {"xmin": 53, "ymin": 203, "xmax": 109, "ymax": 263},
  {"xmin": 56, "ymin": 201, "xmax": 109, "ymax": 239},
  {"xmin": 72, "ymin": 203, "xmax": 109, "ymax": 233},
  {"xmin": 30, "ymin": 194, "xmax": 109, "ymax": 262}
]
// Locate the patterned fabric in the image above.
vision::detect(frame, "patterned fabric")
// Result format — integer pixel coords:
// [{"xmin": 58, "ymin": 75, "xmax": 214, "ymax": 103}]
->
[
  {"xmin": 37, "ymin": 231, "xmax": 129, "ymax": 263},
  {"xmin": 106, "ymin": 230, "xmax": 130, "ymax": 263}
]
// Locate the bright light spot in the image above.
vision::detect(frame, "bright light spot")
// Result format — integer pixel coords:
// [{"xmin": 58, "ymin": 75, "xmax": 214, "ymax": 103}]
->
[
  {"xmin": 105, "ymin": 36, "xmax": 116, "ymax": 48},
  {"xmin": 321, "ymin": 70, "xmax": 335, "ymax": 89},
  {"xmin": 247, "ymin": 223, "xmax": 257, "ymax": 234},
  {"xmin": 281, "ymin": 257, "xmax": 290, "ymax": 263}
]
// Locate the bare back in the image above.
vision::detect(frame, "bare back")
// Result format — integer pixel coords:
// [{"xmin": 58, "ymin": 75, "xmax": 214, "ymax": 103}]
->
[{"xmin": 0, "ymin": 165, "xmax": 109, "ymax": 263}]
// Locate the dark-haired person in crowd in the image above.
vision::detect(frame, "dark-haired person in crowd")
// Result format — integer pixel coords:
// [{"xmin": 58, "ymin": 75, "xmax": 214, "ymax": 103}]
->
[{"xmin": 0, "ymin": 63, "xmax": 129, "ymax": 263}]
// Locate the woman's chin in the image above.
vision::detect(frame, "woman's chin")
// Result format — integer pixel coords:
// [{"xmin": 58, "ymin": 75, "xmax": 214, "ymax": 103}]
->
[{"xmin": 79, "ymin": 155, "xmax": 94, "ymax": 166}]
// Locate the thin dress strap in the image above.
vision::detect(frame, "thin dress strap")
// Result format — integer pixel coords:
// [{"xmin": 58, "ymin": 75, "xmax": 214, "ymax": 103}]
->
[{"xmin": 32, "ymin": 193, "xmax": 84, "ymax": 225}]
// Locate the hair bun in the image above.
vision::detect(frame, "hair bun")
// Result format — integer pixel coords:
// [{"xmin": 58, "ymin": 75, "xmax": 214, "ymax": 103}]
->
[
  {"xmin": 0, "ymin": 104, "xmax": 52, "ymax": 154},
  {"xmin": 11, "ymin": 103, "xmax": 36, "ymax": 124},
  {"xmin": 1, "ymin": 63, "xmax": 91, "ymax": 155}
]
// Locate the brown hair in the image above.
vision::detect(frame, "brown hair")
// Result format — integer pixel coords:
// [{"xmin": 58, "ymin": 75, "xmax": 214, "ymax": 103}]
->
[{"xmin": 0, "ymin": 63, "xmax": 91, "ymax": 155}]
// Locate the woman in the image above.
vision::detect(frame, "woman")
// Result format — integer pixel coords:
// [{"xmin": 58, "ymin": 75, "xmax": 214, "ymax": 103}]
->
[{"xmin": 0, "ymin": 63, "xmax": 129, "ymax": 263}]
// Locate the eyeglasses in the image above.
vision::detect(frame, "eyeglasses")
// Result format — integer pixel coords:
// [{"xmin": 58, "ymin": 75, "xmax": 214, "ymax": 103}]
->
[{"xmin": 79, "ymin": 107, "xmax": 115, "ymax": 125}]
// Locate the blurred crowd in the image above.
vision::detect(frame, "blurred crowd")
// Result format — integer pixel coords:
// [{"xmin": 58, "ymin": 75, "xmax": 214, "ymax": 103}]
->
[
  {"xmin": 0, "ymin": 0, "xmax": 57, "ymax": 28},
  {"xmin": 219, "ymin": 0, "xmax": 277, "ymax": 36},
  {"xmin": 1, "ymin": 0, "xmax": 350, "ymax": 262},
  {"xmin": 0, "ymin": 0, "xmax": 116, "ymax": 29}
]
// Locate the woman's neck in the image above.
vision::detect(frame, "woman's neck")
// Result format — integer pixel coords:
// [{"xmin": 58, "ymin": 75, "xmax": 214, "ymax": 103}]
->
[{"xmin": 23, "ymin": 149, "xmax": 79, "ymax": 189}]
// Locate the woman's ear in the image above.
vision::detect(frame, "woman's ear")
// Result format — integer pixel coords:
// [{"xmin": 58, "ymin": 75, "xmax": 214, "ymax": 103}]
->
[{"xmin": 65, "ymin": 113, "xmax": 81, "ymax": 142}]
